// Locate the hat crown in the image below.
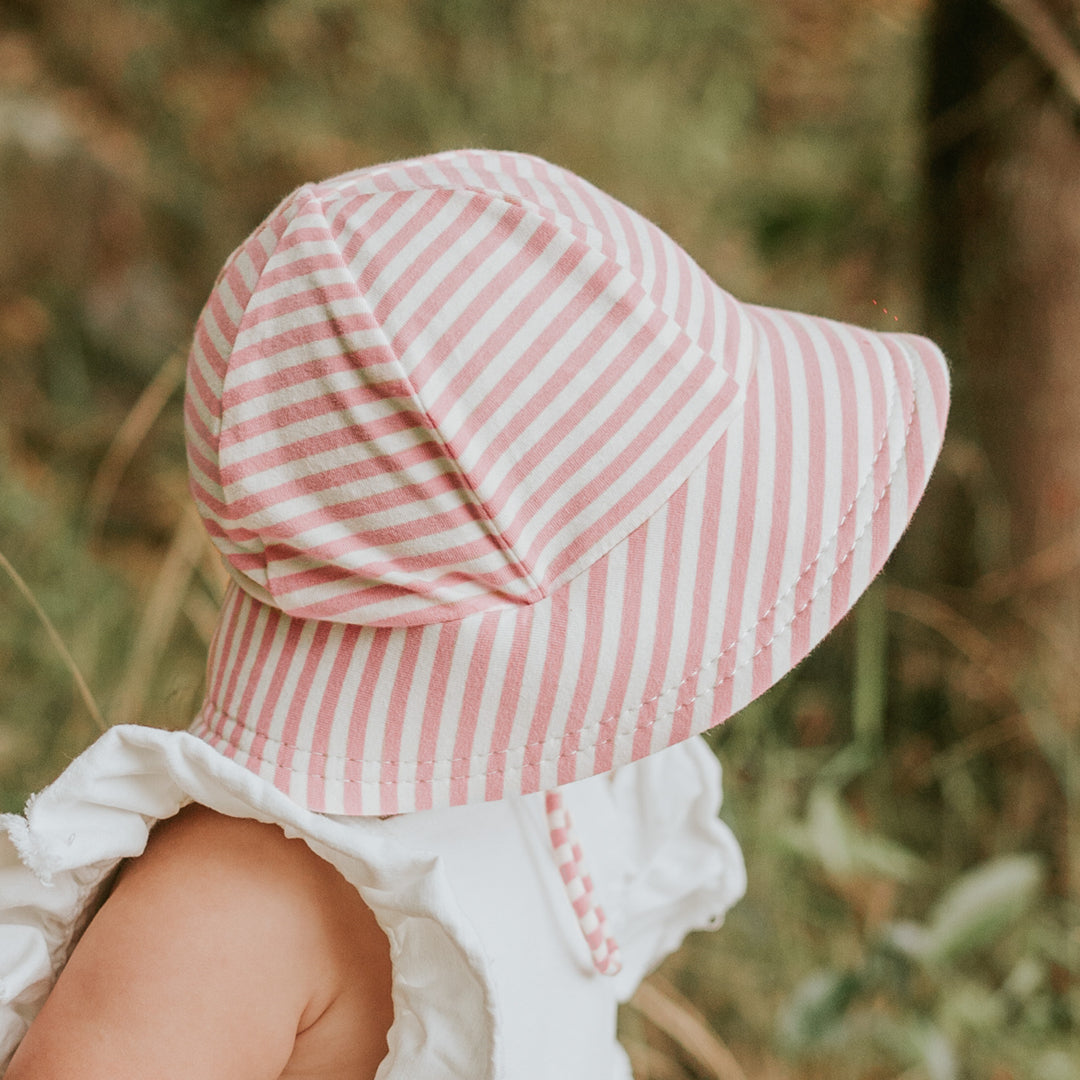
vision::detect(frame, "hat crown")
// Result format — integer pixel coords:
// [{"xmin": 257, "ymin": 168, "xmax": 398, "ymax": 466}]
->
[{"xmin": 185, "ymin": 150, "xmax": 755, "ymax": 625}]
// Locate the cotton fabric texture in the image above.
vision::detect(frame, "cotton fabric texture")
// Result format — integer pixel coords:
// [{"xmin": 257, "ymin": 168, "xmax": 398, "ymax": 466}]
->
[
  {"xmin": 185, "ymin": 149, "xmax": 951, "ymax": 816},
  {"xmin": 0, "ymin": 728, "xmax": 744, "ymax": 1078}
]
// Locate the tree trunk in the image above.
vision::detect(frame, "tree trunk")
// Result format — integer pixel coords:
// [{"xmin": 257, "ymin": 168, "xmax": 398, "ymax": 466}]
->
[
  {"xmin": 925, "ymin": 0, "xmax": 1080, "ymax": 957},
  {"xmin": 926, "ymin": 0, "xmax": 1080, "ymax": 558}
]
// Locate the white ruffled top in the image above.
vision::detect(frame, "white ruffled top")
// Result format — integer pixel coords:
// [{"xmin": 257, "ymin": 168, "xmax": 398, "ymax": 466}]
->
[{"xmin": 0, "ymin": 726, "xmax": 745, "ymax": 1079}]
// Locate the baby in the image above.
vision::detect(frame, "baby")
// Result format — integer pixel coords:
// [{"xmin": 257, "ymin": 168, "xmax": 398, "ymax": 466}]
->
[{"xmin": 0, "ymin": 149, "xmax": 948, "ymax": 1079}]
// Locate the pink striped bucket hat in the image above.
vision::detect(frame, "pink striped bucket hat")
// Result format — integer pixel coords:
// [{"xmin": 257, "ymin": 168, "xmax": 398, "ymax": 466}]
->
[{"xmin": 185, "ymin": 148, "xmax": 950, "ymax": 819}]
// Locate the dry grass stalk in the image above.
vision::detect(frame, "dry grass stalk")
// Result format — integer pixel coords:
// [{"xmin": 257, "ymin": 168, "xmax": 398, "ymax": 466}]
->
[
  {"xmin": 927, "ymin": 54, "xmax": 1042, "ymax": 153},
  {"xmin": 110, "ymin": 503, "xmax": 207, "ymax": 726},
  {"xmin": 975, "ymin": 524, "xmax": 1080, "ymax": 603},
  {"xmin": 628, "ymin": 976, "xmax": 748, "ymax": 1080},
  {"xmin": 992, "ymin": 0, "xmax": 1080, "ymax": 108},
  {"xmin": 182, "ymin": 589, "xmax": 222, "ymax": 646},
  {"xmin": 916, "ymin": 713, "xmax": 1028, "ymax": 784},
  {"xmin": 885, "ymin": 583, "xmax": 1019, "ymax": 706},
  {"xmin": 623, "ymin": 1040, "xmax": 696, "ymax": 1080},
  {"xmin": 86, "ymin": 349, "xmax": 187, "ymax": 538},
  {"xmin": 0, "ymin": 544, "xmax": 107, "ymax": 733}
]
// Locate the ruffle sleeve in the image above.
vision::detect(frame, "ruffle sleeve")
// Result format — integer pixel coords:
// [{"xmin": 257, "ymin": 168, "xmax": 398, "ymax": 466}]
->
[{"xmin": 0, "ymin": 725, "xmax": 499, "ymax": 1079}]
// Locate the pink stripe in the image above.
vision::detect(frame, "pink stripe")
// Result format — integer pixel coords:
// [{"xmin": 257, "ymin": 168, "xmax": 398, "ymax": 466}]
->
[
  {"xmin": 484, "ymin": 612, "xmax": 533, "ymax": 802},
  {"xmin": 204, "ymin": 261, "xmax": 250, "ymax": 369},
  {"xmin": 255, "ymin": 469, "xmax": 484, "ymax": 553},
  {"xmin": 388, "ymin": 203, "xmax": 530, "ymax": 377},
  {"xmin": 345, "ymin": 188, "xmax": 456, "ymax": 294},
  {"xmin": 865, "ymin": 335, "xmax": 893, "ymax": 573},
  {"xmin": 427, "ymin": 156, "xmax": 471, "ymax": 190},
  {"xmin": 607, "ymin": 197, "xmax": 647, "ymax": 289},
  {"xmin": 263, "ymin": 532, "xmax": 526, "ymax": 606},
  {"xmin": 787, "ymin": 317, "xmax": 828, "ymax": 665},
  {"xmin": 227, "ymin": 289, "xmax": 382, "ymax": 369},
  {"xmin": 216, "ymin": 406, "xmax": 427, "ymax": 488},
  {"xmin": 462, "ymin": 274, "xmax": 637, "ymax": 491},
  {"xmin": 224, "ymin": 600, "xmax": 281, "ymax": 759},
  {"xmin": 482, "ymin": 298, "xmax": 667, "ymax": 518},
  {"xmin": 902, "ymin": 346, "xmax": 929, "ymax": 514},
  {"xmin": 698, "ymin": 280, "xmax": 718, "ymax": 358},
  {"xmin": 647, "ymin": 225, "xmax": 670, "ymax": 314},
  {"xmin": 632, "ymin": 484, "xmax": 687, "ymax": 760},
  {"xmin": 307, "ymin": 623, "xmax": 363, "ymax": 810},
  {"xmin": 593, "ymin": 523, "xmax": 649, "ymax": 774},
  {"xmin": 369, "ymin": 193, "xmax": 490, "ymax": 329},
  {"xmin": 369, "ymin": 170, "xmax": 404, "ymax": 193},
  {"xmin": 556, "ymin": 561, "xmax": 609, "ymax": 784},
  {"xmin": 752, "ymin": 315, "xmax": 793, "ymax": 698},
  {"xmin": 561, "ymin": 168, "xmax": 621, "ymax": 259},
  {"xmin": 496, "ymin": 153, "xmax": 539, "ymax": 190},
  {"xmin": 572, "ymin": 892, "xmax": 593, "ymax": 919},
  {"xmin": 671, "ymin": 441, "xmax": 726, "ymax": 745},
  {"xmin": 918, "ymin": 336, "xmax": 950, "ymax": 433},
  {"xmin": 247, "ymin": 615, "xmax": 302, "ymax": 771},
  {"xmin": 185, "ymin": 335, "xmax": 223, "ymax": 429},
  {"xmin": 540, "ymin": 157, "xmax": 584, "ymax": 213},
  {"xmin": 449, "ymin": 612, "xmax": 500, "ymax": 805},
  {"xmin": 672, "ymin": 242, "xmax": 693, "ymax": 338},
  {"xmin": 236, "ymin": 247, "xmax": 371, "ymax": 318},
  {"xmin": 429, "ymin": 242, "xmax": 600, "ymax": 440},
  {"xmin": 210, "ymin": 432, "xmax": 444, "ymax": 527},
  {"xmin": 407, "ymin": 216, "xmax": 560, "ymax": 392},
  {"xmin": 187, "ymin": 451, "xmax": 225, "ymax": 514},
  {"xmin": 184, "ymin": 397, "xmax": 217, "ymax": 468},
  {"xmin": 414, "ymin": 622, "xmax": 459, "ymax": 810},
  {"xmin": 710, "ymin": 361, "xmax": 762, "ymax": 723},
  {"xmin": 222, "ymin": 373, "xmax": 415, "ymax": 444},
  {"xmin": 324, "ymin": 189, "xmax": 379, "ymax": 237},
  {"xmin": 378, "ymin": 626, "xmax": 425, "ymax": 815},
  {"xmin": 273, "ymin": 619, "xmax": 332, "ymax": 792},
  {"xmin": 520, "ymin": 589, "xmax": 569, "ymax": 793},
  {"xmin": 284, "ymin": 573, "xmax": 519, "ymax": 628},
  {"xmin": 536, "ymin": 366, "xmax": 736, "ymax": 585},
  {"xmin": 342, "ymin": 632, "xmax": 390, "ymax": 797},
  {"xmin": 819, "ymin": 322, "xmax": 860, "ymax": 625},
  {"xmin": 206, "ymin": 585, "xmax": 245, "ymax": 719}
]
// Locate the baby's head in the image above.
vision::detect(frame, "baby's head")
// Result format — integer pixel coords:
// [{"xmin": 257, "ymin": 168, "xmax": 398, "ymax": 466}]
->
[{"xmin": 183, "ymin": 150, "xmax": 949, "ymax": 817}]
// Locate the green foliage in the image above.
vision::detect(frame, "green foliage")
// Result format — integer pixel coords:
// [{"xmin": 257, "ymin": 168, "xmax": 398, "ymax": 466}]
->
[{"xmin": 887, "ymin": 853, "xmax": 1045, "ymax": 966}]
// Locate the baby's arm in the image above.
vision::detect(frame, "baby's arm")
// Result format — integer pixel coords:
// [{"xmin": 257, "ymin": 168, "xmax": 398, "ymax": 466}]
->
[{"xmin": 5, "ymin": 804, "xmax": 393, "ymax": 1080}]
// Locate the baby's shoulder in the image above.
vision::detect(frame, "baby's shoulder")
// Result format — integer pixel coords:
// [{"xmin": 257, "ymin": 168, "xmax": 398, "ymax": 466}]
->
[{"xmin": 6, "ymin": 804, "xmax": 393, "ymax": 1080}]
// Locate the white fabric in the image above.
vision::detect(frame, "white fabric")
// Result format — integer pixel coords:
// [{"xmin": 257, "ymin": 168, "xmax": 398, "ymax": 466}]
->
[{"xmin": 0, "ymin": 726, "xmax": 745, "ymax": 1079}]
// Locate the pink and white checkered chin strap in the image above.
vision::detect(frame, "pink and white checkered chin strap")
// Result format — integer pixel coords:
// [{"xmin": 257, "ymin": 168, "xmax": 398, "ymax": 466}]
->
[{"xmin": 544, "ymin": 790, "xmax": 623, "ymax": 976}]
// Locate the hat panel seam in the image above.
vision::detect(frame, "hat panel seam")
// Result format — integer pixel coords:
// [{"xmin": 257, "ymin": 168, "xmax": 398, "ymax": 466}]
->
[
  {"xmin": 200, "ymin": 337, "xmax": 918, "ymax": 778},
  {"xmin": 316, "ymin": 180, "xmax": 548, "ymax": 605},
  {"xmin": 389, "ymin": 193, "xmax": 742, "ymax": 603},
  {"xmin": 229, "ymin": 184, "xmax": 549, "ymax": 613}
]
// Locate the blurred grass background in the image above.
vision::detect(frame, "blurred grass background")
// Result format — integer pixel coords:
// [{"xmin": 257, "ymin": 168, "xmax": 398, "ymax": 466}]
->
[{"xmin": 0, "ymin": 1, "xmax": 1077, "ymax": 1077}]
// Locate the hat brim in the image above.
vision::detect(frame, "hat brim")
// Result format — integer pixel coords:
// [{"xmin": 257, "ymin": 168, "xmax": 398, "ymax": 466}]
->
[{"xmin": 192, "ymin": 303, "xmax": 948, "ymax": 815}]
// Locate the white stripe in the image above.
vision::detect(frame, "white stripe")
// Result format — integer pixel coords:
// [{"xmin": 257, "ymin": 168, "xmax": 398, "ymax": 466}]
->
[{"xmin": 374, "ymin": 198, "xmax": 522, "ymax": 348}]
